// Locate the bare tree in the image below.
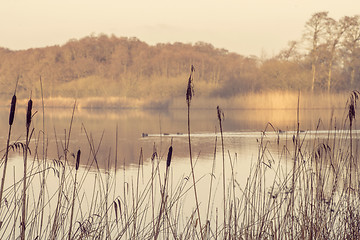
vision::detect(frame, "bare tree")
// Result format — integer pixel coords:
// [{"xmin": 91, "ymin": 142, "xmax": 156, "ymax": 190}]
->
[
  {"xmin": 277, "ymin": 41, "xmax": 300, "ymax": 61},
  {"xmin": 304, "ymin": 11, "xmax": 330, "ymax": 91},
  {"xmin": 325, "ymin": 16, "xmax": 351, "ymax": 92},
  {"xmin": 342, "ymin": 15, "xmax": 360, "ymax": 87}
]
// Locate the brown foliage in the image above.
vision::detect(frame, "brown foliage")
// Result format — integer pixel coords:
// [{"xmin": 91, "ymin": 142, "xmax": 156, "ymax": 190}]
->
[
  {"xmin": 0, "ymin": 35, "xmax": 258, "ymax": 101},
  {"xmin": 0, "ymin": 12, "xmax": 360, "ymax": 104}
]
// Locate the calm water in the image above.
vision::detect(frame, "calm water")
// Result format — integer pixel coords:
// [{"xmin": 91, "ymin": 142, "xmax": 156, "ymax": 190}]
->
[
  {"xmin": 0, "ymin": 105, "xmax": 357, "ymax": 237},
  {"xmin": 0, "ymin": 106, "xmax": 350, "ymax": 169}
]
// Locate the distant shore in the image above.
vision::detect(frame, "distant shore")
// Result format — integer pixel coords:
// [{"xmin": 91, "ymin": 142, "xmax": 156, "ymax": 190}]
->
[{"xmin": 0, "ymin": 91, "xmax": 351, "ymax": 110}]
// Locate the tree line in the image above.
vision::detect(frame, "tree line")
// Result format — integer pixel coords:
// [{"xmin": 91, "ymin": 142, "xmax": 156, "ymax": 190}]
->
[{"xmin": 0, "ymin": 11, "xmax": 359, "ymax": 101}]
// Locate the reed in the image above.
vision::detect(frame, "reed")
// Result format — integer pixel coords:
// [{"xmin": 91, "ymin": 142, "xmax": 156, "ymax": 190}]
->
[
  {"xmin": 217, "ymin": 105, "xmax": 227, "ymax": 238},
  {"xmin": 206, "ymin": 135, "xmax": 217, "ymax": 222},
  {"xmin": 20, "ymin": 98, "xmax": 33, "ymax": 240},
  {"xmin": 49, "ymin": 100, "xmax": 76, "ymax": 240},
  {"xmin": 185, "ymin": 65, "xmax": 204, "ymax": 239},
  {"xmin": 150, "ymin": 145, "xmax": 157, "ymax": 238},
  {"xmin": 154, "ymin": 145, "xmax": 172, "ymax": 240},
  {"xmin": 0, "ymin": 97, "xmax": 16, "ymax": 213},
  {"xmin": 2, "ymin": 78, "xmax": 360, "ymax": 239},
  {"xmin": 37, "ymin": 76, "xmax": 47, "ymax": 239},
  {"xmin": 68, "ymin": 149, "xmax": 80, "ymax": 239},
  {"xmin": 0, "ymin": 110, "xmax": 358, "ymax": 238},
  {"xmin": 0, "ymin": 78, "xmax": 18, "ymax": 214}
]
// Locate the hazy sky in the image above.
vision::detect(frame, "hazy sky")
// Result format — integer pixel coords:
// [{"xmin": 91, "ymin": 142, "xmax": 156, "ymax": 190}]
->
[{"xmin": 0, "ymin": 0, "xmax": 359, "ymax": 56}]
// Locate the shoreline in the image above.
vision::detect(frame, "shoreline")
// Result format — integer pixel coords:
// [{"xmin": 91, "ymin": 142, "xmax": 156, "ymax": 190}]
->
[{"xmin": 0, "ymin": 91, "xmax": 352, "ymax": 110}]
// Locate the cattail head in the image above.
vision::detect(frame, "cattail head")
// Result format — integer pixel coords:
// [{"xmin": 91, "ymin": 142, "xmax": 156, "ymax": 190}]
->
[
  {"xmin": 349, "ymin": 104, "xmax": 355, "ymax": 126},
  {"xmin": 117, "ymin": 199, "xmax": 122, "ymax": 216},
  {"xmin": 348, "ymin": 90, "xmax": 359, "ymax": 128},
  {"xmin": 76, "ymin": 149, "xmax": 81, "ymax": 170},
  {"xmin": 113, "ymin": 200, "xmax": 118, "ymax": 222},
  {"xmin": 9, "ymin": 95, "xmax": 16, "ymax": 126},
  {"xmin": 151, "ymin": 152, "xmax": 157, "ymax": 162},
  {"xmin": 166, "ymin": 146, "xmax": 173, "ymax": 168},
  {"xmin": 26, "ymin": 99, "xmax": 33, "ymax": 129},
  {"xmin": 186, "ymin": 65, "xmax": 195, "ymax": 106},
  {"xmin": 217, "ymin": 106, "xmax": 224, "ymax": 122}
]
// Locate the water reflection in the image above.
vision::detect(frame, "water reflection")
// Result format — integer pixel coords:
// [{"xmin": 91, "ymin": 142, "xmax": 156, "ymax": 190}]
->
[
  {"xmin": 1, "ymin": 103, "xmax": 358, "ymax": 239},
  {"xmin": 0, "ymin": 106, "xmax": 351, "ymax": 169}
]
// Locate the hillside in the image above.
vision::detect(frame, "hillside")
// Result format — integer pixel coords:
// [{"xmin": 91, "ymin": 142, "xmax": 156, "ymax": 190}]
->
[
  {"xmin": 0, "ymin": 36, "xmax": 258, "ymax": 101},
  {"xmin": 0, "ymin": 13, "xmax": 359, "ymax": 108}
]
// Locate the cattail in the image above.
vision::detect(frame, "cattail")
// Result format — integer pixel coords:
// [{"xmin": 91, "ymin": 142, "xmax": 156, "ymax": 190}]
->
[
  {"xmin": 114, "ymin": 201, "xmax": 118, "ymax": 222},
  {"xmin": 166, "ymin": 146, "xmax": 173, "ymax": 168},
  {"xmin": 75, "ymin": 149, "xmax": 81, "ymax": 170},
  {"xmin": 217, "ymin": 106, "xmax": 224, "ymax": 122},
  {"xmin": 348, "ymin": 91, "xmax": 359, "ymax": 128},
  {"xmin": 349, "ymin": 103, "xmax": 355, "ymax": 128},
  {"xmin": 26, "ymin": 99, "xmax": 33, "ymax": 129},
  {"xmin": 117, "ymin": 199, "xmax": 122, "ymax": 216},
  {"xmin": 9, "ymin": 95, "xmax": 16, "ymax": 126},
  {"xmin": 69, "ymin": 149, "xmax": 81, "ymax": 240},
  {"xmin": 151, "ymin": 152, "xmax": 157, "ymax": 162},
  {"xmin": 0, "ymin": 94, "xmax": 17, "ymax": 212},
  {"xmin": 186, "ymin": 65, "xmax": 195, "ymax": 106},
  {"xmin": 21, "ymin": 98, "xmax": 32, "ymax": 240},
  {"xmin": 217, "ymin": 105, "xmax": 226, "ymax": 237}
]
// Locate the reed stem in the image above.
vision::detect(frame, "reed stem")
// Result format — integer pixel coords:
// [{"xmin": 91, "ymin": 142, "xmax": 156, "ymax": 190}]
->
[
  {"xmin": 0, "ymin": 83, "xmax": 18, "ymax": 214},
  {"xmin": 21, "ymin": 98, "xmax": 32, "ymax": 240},
  {"xmin": 186, "ymin": 65, "xmax": 203, "ymax": 239}
]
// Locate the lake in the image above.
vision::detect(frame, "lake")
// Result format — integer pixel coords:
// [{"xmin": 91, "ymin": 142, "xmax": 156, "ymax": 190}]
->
[
  {"xmin": 1, "ymin": 105, "xmax": 350, "ymax": 169},
  {"xmin": 0, "ymin": 104, "xmax": 357, "ymax": 238}
]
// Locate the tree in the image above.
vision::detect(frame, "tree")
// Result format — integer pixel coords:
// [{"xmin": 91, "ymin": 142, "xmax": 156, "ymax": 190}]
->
[
  {"xmin": 304, "ymin": 11, "xmax": 330, "ymax": 91},
  {"xmin": 342, "ymin": 15, "xmax": 360, "ymax": 87},
  {"xmin": 277, "ymin": 41, "xmax": 300, "ymax": 61},
  {"xmin": 324, "ymin": 16, "xmax": 351, "ymax": 92}
]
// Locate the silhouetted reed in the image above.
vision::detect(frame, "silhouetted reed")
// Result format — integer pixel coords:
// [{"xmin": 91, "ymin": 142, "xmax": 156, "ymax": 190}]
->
[
  {"xmin": 154, "ymin": 145, "xmax": 172, "ymax": 240},
  {"xmin": 68, "ymin": 149, "xmax": 81, "ymax": 240},
  {"xmin": 21, "ymin": 98, "xmax": 33, "ymax": 240},
  {"xmin": 9, "ymin": 95, "xmax": 16, "ymax": 126},
  {"xmin": 0, "ymin": 78, "xmax": 19, "ymax": 215},
  {"xmin": 185, "ymin": 65, "xmax": 203, "ymax": 239},
  {"xmin": 217, "ymin": 105, "xmax": 227, "ymax": 238},
  {"xmin": 0, "ymin": 95, "xmax": 16, "ymax": 214},
  {"xmin": 2, "ymin": 77, "xmax": 360, "ymax": 239}
]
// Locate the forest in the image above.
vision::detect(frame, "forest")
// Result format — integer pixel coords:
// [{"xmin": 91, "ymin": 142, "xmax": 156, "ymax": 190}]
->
[{"xmin": 0, "ymin": 12, "xmax": 359, "ymax": 107}]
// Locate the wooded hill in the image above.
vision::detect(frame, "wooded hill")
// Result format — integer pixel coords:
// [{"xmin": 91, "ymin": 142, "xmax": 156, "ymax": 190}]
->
[
  {"xmin": 0, "ymin": 36, "xmax": 260, "ymax": 101},
  {"xmin": 0, "ymin": 12, "xmax": 359, "ymax": 107}
]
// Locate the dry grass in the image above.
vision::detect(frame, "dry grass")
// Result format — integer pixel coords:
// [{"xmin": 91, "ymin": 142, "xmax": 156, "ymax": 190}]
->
[
  {"xmin": 1, "ymin": 77, "xmax": 360, "ymax": 239},
  {"xmin": 0, "ymin": 97, "xmax": 360, "ymax": 239},
  {"xmin": 0, "ymin": 90, "xmax": 350, "ymax": 111},
  {"xmin": 172, "ymin": 91, "xmax": 350, "ymax": 110},
  {"xmin": 4, "ymin": 96, "xmax": 170, "ymax": 110}
]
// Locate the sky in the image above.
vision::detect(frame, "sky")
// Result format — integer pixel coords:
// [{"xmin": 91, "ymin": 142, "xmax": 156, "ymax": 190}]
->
[{"xmin": 0, "ymin": 0, "xmax": 359, "ymax": 56}]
